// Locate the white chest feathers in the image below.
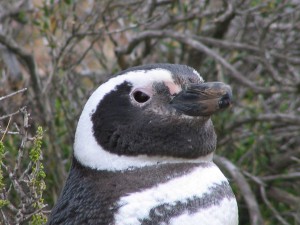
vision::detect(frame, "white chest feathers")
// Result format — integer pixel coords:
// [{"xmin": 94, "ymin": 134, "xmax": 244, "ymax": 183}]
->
[{"xmin": 114, "ymin": 162, "xmax": 238, "ymax": 225}]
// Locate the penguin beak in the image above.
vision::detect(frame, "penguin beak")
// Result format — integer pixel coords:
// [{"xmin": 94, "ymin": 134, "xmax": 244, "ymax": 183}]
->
[{"xmin": 170, "ymin": 82, "xmax": 232, "ymax": 117}]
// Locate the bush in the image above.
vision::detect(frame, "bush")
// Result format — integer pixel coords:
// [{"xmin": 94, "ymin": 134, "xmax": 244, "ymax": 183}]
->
[{"xmin": 0, "ymin": 1, "xmax": 299, "ymax": 224}]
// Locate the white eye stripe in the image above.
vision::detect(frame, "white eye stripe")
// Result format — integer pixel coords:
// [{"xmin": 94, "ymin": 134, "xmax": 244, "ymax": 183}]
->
[
  {"xmin": 94, "ymin": 69, "xmax": 174, "ymax": 107},
  {"xmin": 193, "ymin": 69, "xmax": 204, "ymax": 82}
]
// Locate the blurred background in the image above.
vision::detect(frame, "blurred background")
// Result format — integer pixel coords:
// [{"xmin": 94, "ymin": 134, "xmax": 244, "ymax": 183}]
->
[{"xmin": 0, "ymin": 0, "xmax": 299, "ymax": 224}]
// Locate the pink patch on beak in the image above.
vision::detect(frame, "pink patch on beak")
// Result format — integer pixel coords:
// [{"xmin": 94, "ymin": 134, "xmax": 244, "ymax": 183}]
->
[{"xmin": 165, "ymin": 82, "xmax": 181, "ymax": 95}]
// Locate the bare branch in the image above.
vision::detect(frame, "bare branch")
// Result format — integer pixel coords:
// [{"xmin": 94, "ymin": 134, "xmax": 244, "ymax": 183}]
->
[
  {"xmin": 0, "ymin": 209, "xmax": 10, "ymax": 225},
  {"xmin": 0, "ymin": 116, "xmax": 12, "ymax": 142},
  {"xmin": 0, "ymin": 32, "xmax": 45, "ymax": 116},
  {"xmin": 0, "ymin": 0, "xmax": 34, "ymax": 22},
  {"xmin": 214, "ymin": 155, "xmax": 264, "ymax": 225},
  {"xmin": 260, "ymin": 186, "xmax": 290, "ymax": 225},
  {"xmin": 195, "ymin": 36, "xmax": 300, "ymax": 64},
  {"xmin": 0, "ymin": 33, "xmax": 42, "ymax": 94},
  {"xmin": 268, "ymin": 187, "xmax": 300, "ymax": 207},
  {"xmin": 0, "ymin": 88, "xmax": 27, "ymax": 102},
  {"xmin": 261, "ymin": 172, "xmax": 300, "ymax": 182},
  {"xmin": 13, "ymin": 107, "xmax": 28, "ymax": 178},
  {"xmin": 115, "ymin": 29, "xmax": 296, "ymax": 93},
  {"xmin": 0, "ymin": 110, "xmax": 20, "ymax": 121},
  {"xmin": 228, "ymin": 113, "xmax": 300, "ymax": 130},
  {"xmin": 214, "ymin": 1, "xmax": 234, "ymax": 23}
]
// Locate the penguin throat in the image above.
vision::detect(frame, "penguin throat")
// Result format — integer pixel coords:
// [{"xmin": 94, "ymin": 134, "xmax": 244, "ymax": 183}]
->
[{"xmin": 74, "ymin": 145, "xmax": 214, "ymax": 171}]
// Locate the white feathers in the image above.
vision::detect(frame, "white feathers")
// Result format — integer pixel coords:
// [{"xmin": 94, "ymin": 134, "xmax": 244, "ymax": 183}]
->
[
  {"xmin": 114, "ymin": 162, "xmax": 238, "ymax": 225},
  {"xmin": 192, "ymin": 69, "xmax": 204, "ymax": 82},
  {"xmin": 170, "ymin": 198, "xmax": 238, "ymax": 225}
]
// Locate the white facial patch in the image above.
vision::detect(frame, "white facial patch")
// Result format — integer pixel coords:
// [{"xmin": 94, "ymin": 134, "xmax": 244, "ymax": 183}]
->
[
  {"xmin": 74, "ymin": 68, "xmax": 208, "ymax": 171},
  {"xmin": 114, "ymin": 162, "xmax": 238, "ymax": 225}
]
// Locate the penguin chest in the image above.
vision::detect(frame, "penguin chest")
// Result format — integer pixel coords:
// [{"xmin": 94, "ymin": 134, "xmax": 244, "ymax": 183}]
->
[{"xmin": 114, "ymin": 163, "xmax": 238, "ymax": 225}]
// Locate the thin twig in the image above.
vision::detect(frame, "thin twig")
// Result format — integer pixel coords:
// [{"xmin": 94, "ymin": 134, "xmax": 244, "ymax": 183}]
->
[
  {"xmin": 0, "ymin": 116, "xmax": 12, "ymax": 142},
  {"xmin": 20, "ymin": 205, "xmax": 48, "ymax": 222},
  {"xmin": 260, "ymin": 186, "xmax": 290, "ymax": 225},
  {"xmin": 0, "ymin": 88, "xmax": 27, "ymax": 102},
  {"xmin": 0, "ymin": 131, "xmax": 20, "ymax": 135},
  {"xmin": 261, "ymin": 172, "xmax": 300, "ymax": 181},
  {"xmin": 13, "ymin": 108, "xmax": 28, "ymax": 179},
  {"xmin": 268, "ymin": 187, "xmax": 300, "ymax": 207},
  {"xmin": 0, "ymin": 209, "xmax": 10, "ymax": 225},
  {"xmin": 0, "ymin": 110, "xmax": 20, "ymax": 121}
]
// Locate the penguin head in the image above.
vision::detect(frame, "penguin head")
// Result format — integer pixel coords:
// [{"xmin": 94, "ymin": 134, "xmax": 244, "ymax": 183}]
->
[{"xmin": 74, "ymin": 64, "xmax": 232, "ymax": 171}]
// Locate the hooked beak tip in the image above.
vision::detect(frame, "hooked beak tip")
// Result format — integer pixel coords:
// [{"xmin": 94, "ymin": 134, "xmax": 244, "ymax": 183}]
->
[{"xmin": 218, "ymin": 92, "xmax": 232, "ymax": 109}]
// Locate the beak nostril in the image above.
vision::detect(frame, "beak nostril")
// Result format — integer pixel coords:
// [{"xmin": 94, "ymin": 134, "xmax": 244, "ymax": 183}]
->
[{"xmin": 218, "ymin": 94, "xmax": 232, "ymax": 109}]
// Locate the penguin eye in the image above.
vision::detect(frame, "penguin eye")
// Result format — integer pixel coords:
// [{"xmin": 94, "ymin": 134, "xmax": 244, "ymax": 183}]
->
[{"xmin": 133, "ymin": 91, "xmax": 150, "ymax": 103}]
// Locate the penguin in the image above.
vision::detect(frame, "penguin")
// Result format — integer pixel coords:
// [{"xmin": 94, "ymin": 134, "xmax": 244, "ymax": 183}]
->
[{"xmin": 47, "ymin": 64, "xmax": 238, "ymax": 225}]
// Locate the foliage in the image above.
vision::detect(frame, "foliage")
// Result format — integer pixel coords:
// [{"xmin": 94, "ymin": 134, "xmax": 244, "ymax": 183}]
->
[
  {"xmin": 29, "ymin": 126, "xmax": 47, "ymax": 225},
  {"xmin": 0, "ymin": 142, "xmax": 9, "ymax": 208},
  {"xmin": 0, "ymin": 108, "xmax": 47, "ymax": 224},
  {"xmin": 0, "ymin": 0, "xmax": 299, "ymax": 224}
]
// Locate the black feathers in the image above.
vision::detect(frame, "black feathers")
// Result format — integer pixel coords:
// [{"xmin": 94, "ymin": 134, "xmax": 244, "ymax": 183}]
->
[
  {"xmin": 48, "ymin": 159, "xmax": 202, "ymax": 225},
  {"xmin": 91, "ymin": 81, "xmax": 216, "ymax": 158}
]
